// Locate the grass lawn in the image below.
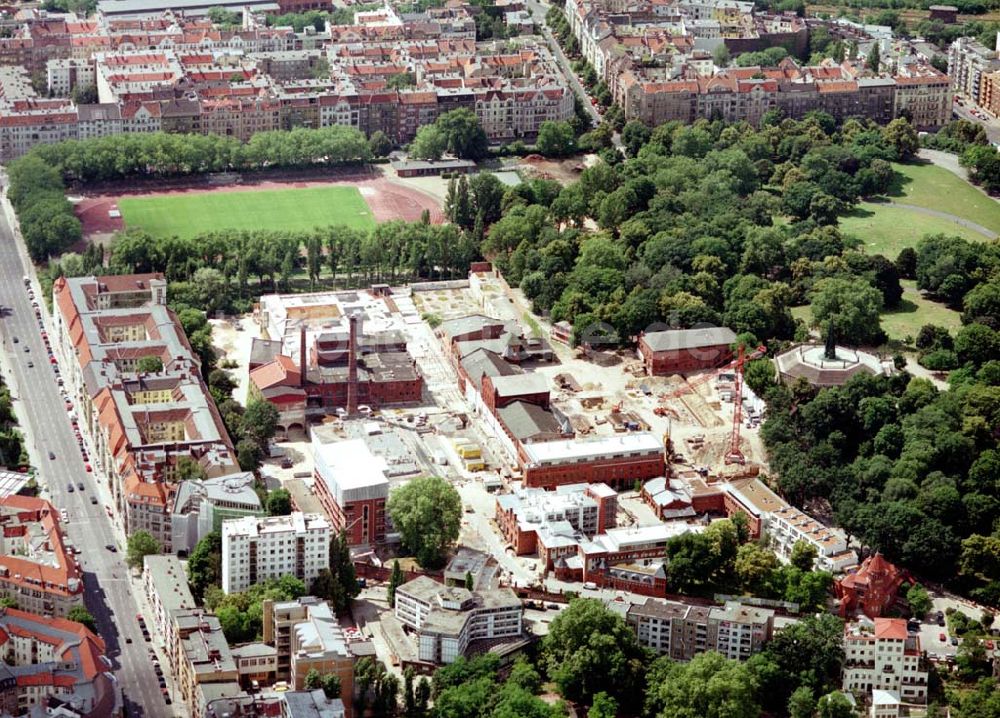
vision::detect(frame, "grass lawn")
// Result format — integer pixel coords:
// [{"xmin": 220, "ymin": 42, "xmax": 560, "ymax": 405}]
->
[
  {"xmin": 839, "ymin": 203, "xmax": 991, "ymax": 258},
  {"xmin": 791, "ymin": 280, "xmax": 959, "ymax": 344},
  {"xmin": 887, "ymin": 162, "xmax": 1000, "ymax": 231},
  {"xmin": 119, "ymin": 185, "xmax": 374, "ymax": 237},
  {"xmin": 880, "ymin": 280, "xmax": 961, "ymax": 342}
]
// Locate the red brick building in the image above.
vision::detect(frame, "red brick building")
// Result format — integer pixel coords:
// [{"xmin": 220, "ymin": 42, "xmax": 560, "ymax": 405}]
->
[
  {"xmin": 312, "ymin": 436, "xmax": 388, "ymax": 547},
  {"xmin": 519, "ymin": 433, "xmax": 666, "ymax": 490},
  {"xmin": 250, "ymin": 323, "xmax": 423, "ymax": 433},
  {"xmin": 638, "ymin": 327, "xmax": 737, "ymax": 376},
  {"xmin": 835, "ymin": 552, "xmax": 910, "ymax": 619}
]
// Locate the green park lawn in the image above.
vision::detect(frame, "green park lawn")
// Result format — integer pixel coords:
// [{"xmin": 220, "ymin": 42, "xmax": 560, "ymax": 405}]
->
[
  {"xmin": 792, "ymin": 280, "xmax": 960, "ymax": 344},
  {"xmin": 838, "ymin": 161, "xmax": 1000, "ymax": 259},
  {"xmin": 879, "ymin": 280, "xmax": 961, "ymax": 342},
  {"xmin": 888, "ymin": 162, "xmax": 1000, "ymax": 231},
  {"xmin": 839, "ymin": 203, "xmax": 990, "ymax": 258},
  {"xmin": 118, "ymin": 185, "xmax": 375, "ymax": 238}
]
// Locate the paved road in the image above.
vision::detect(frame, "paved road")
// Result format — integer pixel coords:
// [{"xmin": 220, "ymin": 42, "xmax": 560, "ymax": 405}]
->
[
  {"xmin": 525, "ymin": 0, "xmax": 623, "ymax": 150},
  {"xmin": 952, "ymin": 102, "xmax": 1000, "ymax": 145},
  {"xmin": 0, "ymin": 198, "xmax": 170, "ymax": 718}
]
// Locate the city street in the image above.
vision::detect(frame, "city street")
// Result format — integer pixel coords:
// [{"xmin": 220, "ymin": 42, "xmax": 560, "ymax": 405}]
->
[
  {"xmin": 0, "ymin": 196, "xmax": 171, "ymax": 717},
  {"xmin": 524, "ymin": 0, "xmax": 624, "ymax": 149},
  {"xmin": 952, "ymin": 101, "xmax": 1000, "ymax": 144}
]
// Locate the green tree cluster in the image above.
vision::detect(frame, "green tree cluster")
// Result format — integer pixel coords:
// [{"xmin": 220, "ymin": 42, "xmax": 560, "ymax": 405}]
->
[
  {"xmin": 387, "ymin": 476, "xmax": 461, "ymax": 569},
  {"xmin": 204, "ymin": 575, "xmax": 306, "ymax": 643},
  {"xmin": 431, "ymin": 654, "xmax": 565, "ymax": 718}
]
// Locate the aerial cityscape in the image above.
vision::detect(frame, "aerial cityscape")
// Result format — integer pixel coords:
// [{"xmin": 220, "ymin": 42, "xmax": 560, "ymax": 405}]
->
[{"xmin": 0, "ymin": 0, "xmax": 998, "ymax": 716}]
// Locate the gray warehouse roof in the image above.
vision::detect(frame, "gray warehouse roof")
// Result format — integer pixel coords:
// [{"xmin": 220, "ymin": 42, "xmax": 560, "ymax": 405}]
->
[{"xmin": 641, "ymin": 327, "xmax": 737, "ymax": 352}]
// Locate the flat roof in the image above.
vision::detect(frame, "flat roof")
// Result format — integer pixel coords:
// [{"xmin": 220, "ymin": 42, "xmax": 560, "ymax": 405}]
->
[
  {"xmin": 522, "ymin": 432, "xmax": 663, "ymax": 466},
  {"xmin": 312, "ymin": 435, "xmax": 389, "ymax": 504}
]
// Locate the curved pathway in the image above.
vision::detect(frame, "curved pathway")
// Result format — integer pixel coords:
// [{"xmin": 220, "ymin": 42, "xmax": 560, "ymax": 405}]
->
[{"xmin": 871, "ymin": 199, "xmax": 998, "ymax": 239}]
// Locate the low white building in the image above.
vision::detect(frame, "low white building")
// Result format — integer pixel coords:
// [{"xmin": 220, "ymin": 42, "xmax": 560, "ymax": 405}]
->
[
  {"xmin": 394, "ymin": 576, "xmax": 523, "ymax": 664},
  {"xmin": 768, "ymin": 505, "xmax": 857, "ymax": 573},
  {"xmin": 221, "ymin": 512, "xmax": 331, "ymax": 594},
  {"xmin": 842, "ymin": 618, "xmax": 928, "ymax": 706}
]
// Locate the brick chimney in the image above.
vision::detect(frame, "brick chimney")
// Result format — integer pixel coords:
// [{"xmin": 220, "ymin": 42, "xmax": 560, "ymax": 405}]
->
[
  {"xmin": 299, "ymin": 325, "xmax": 307, "ymax": 388},
  {"xmin": 346, "ymin": 313, "xmax": 359, "ymax": 416}
]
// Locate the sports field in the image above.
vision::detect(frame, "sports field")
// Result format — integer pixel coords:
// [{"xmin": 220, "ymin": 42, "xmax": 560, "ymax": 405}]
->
[{"xmin": 118, "ymin": 185, "xmax": 375, "ymax": 237}]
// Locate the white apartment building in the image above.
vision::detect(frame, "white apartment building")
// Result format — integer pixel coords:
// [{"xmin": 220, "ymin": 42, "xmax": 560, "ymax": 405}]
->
[
  {"xmin": 221, "ymin": 512, "xmax": 331, "ymax": 594},
  {"xmin": 767, "ymin": 506, "xmax": 857, "ymax": 573},
  {"xmin": 842, "ymin": 618, "xmax": 928, "ymax": 706},
  {"xmin": 394, "ymin": 576, "xmax": 523, "ymax": 664}
]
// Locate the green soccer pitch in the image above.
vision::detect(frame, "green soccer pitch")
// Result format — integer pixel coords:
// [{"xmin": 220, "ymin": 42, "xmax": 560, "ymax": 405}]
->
[{"xmin": 117, "ymin": 185, "xmax": 375, "ymax": 237}]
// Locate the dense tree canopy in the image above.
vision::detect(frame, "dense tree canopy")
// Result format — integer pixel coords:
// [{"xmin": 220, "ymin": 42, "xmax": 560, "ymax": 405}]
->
[{"xmin": 387, "ymin": 476, "xmax": 462, "ymax": 569}]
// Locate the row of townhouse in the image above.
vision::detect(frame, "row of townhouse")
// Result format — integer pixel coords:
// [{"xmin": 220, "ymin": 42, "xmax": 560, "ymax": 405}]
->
[
  {"xmin": 565, "ymin": 0, "xmax": 950, "ymax": 129},
  {"xmin": 51, "ymin": 273, "xmax": 240, "ymax": 552},
  {"xmin": 143, "ymin": 559, "xmax": 357, "ymax": 718}
]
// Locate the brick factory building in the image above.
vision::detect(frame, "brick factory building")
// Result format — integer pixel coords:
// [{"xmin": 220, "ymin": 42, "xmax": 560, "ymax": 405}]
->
[
  {"xmin": 312, "ymin": 436, "xmax": 388, "ymax": 547},
  {"xmin": 638, "ymin": 327, "xmax": 737, "ymax": 376},
  {"xmin": 519, "ymin": 433, "xmax": 666, "ymax": 490}
]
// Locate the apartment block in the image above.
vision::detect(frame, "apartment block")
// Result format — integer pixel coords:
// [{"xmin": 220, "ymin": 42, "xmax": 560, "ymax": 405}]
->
[
  {"xmin": 394, "ymin": 576, "xmax": 523, "ymax": 665},
  {"xmin": 52, "ymin": 273, "xmax": 238, "ymax": 550},
  {"xmin": 221, "ymin": 512, "xmax": 331, "ymax": 594},
  {"xmin": 262, "ymin": 596, "xmax": 355, "ymax": 717},
  {"xmin": 949, "ymin": 36, "xmax": 999, "ymax": 105},
  {"xmin": 174, "ymin": 612, "xmax": 239, "ymax": 718},
  {"xmin": 0, "ymin": 607, "xmax": 121, "ymax": 717},
  {"xmin": 842, "ymin": 618, "xmax": 928, "ymax": 706},
  {"xmin": 170, "ymin": 472, "xmax": 265, "ymax": 556},
  {"xmin": 626, "ymin": 599, "xmax": 774, "ymax": 662},
  {"xmin": 0, "ymin": 496, "xmax": 83, "ymax": 617},
  {"xmin": 495, "ymin": 482, "xmax": 617, "ymax": 554},
  {"xmin": 142, "ymin": 554, "xmax": 196, "ymax": 658}
]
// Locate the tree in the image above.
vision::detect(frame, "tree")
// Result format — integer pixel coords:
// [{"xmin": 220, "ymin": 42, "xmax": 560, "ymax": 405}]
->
[
  {"xmin": 817, "ymin": 691, "xmax": 856, "ymax": 718},
  {"xmin": 267, "ymin": 488, "xmax": 292, "ymax": 516},
  {"xmin": 314, "ymin": 531, "xmax": 359, "ymax": 612},
  {"xmin": 187, "ymin": 531, "xmax": 221, "ymax": 602},
  {"xmin": 645, "ymin": 651, "xmax": 759, "ymax": 718},
  {"xmin": 906, "ymin": 583, "xmax": 932, "ymax": 618},
  {"xmin": 126, "ymin": 530, "xmax": 161, "ymax": 569},
  {"xmin": 241, "ymin": 398, "xmax": 279, "ymax": 447},
  {"xmin": 192, "ymin": 267, "xmax": 230, "ymax": 314},
  {"xmin": 464, "ymin": 571, "xmax": 474, "ymax": 591},
  {"xmin": 743, "ymin": 358, "xmax": 775, "ymax": 397},
  {"xmin": 410, "ymin": 125, "xmax": 448, "ymax": 161},
  {"xmin": 756, "ymin": 614, "xmax": 845, "ymax": 709},
  {"xmin": 621, "ymin": 120, "xmax": 651, "ymax": 157},
  {"xmin": 542, "ymin": 598, "xmax": 648, "ymax": 708},
  {"xmin": 588, "ymin": 692, "xmax": 617, "ymax": 718},
  {"xmin": 865, "ymin": 42, "xmax": 881, "ymax": 73},
  {"xmin": 320, "ymin": 673, "xmax": 342, "ymax": 700},
  {"xmin": 436, "ymin": 108, "xmax": 488, "ymax": 160},
  {"xmin": 67, "ymin": 606, "xmax": 97, "ymax": 632},
  {"xmin": 536, "ymin": 121, "xmax": 577, "ymax": 158},
  {"xmin": 884, "ymin": 118, "xmax": 919, "ymax": 160},
  {"xmin": 388, "ymin": 559, "xmax": 403, "ymax": 608},
  {"xmin": 735, "ymin": 542, "xmax": 780, "ymax": 594},
  {"xmin": 788, "ymin": 687, "xmax": 816, "ymax": 718},
  {"xmin": 304, "ymin": 668, "xmax": 323, "ymax": 690},
  {"xmin": 135, "ymin": 356, "xmax": 163, "ymax": 373},
  {"xmin": 713, "ymin": 43, "xmax": 731, "ymax": 67},
  {"xmin": 387, "ymin": 476, "xmax": 461, "ymax": 569},
  {"xmin": 369, "ymin": 130, "xmax": 393, "ymax": 157},
  {"xmin": 809, "ymin": 277, "xmax": 884, "ymax": 350},
  {"xmin": 790, "ymin": 539, "xmax": 818, "ymax": 571}
]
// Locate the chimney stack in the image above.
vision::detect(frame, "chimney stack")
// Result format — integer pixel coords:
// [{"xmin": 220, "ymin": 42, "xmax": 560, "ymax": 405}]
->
[
  {"xmin": 299, "ymin": 325, "xmax": 307, "ymax": 388},
  {"xmin": 346, "ymin": 313, "xmax": 359, "ymax": 416}
]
